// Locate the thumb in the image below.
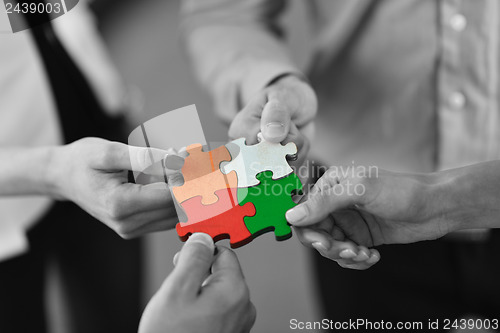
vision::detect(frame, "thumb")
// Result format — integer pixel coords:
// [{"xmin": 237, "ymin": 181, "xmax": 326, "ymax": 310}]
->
[
  {"xmin": 167, "ymin": 233, "xmax": 215, "ymax": 298},
  {"xmin": 166, "ymin": 149, "xmax": 188, "ymax": 187},
  {"xmin": 286, "ymin": 177, "xmax": 362, "ymax": 227},
  {"xmin": 129, "ymin": 146, "xmax": 184, "ymax": 176},
  {"xmin": 210, "ymin": 246, "xmax": 244, "ymax": 279},
  {"xmin": 94, "ymin": 142, "xmax": 184, "ymax": 176},
  {"xmin": 202, "ymin": 246, "xmax": 245, "ymax": 294},
  {"xmin": 228, "ymin": 94, "xmax": 266, "ymax": 144},
  {"xmin": 260, "ymin": 96, "xmax": 291, "ymax": 143}
]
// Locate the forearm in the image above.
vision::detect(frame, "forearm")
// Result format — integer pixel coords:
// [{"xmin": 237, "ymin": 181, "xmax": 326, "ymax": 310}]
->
[
  {"xmin": 181, "ymin": 0, "xmax": 301, "ymax": 121},
  {"xmin": 431, "ymin": 160, "xmax": 500, "ymax": 231},
  {"xmin": 0, "ymin": 146, "xmax": 56, "ymax": 196}
]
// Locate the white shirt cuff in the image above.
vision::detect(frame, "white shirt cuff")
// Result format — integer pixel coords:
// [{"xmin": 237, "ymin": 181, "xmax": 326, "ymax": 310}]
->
[{"xmin": 0, "ymin": 228, "xmax": 29, "ymax": 262}]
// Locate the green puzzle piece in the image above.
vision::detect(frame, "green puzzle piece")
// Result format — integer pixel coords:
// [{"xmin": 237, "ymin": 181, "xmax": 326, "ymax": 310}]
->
[{"xmin": 239, "ymin": 171, "xmax": 303, "ymax": 240}]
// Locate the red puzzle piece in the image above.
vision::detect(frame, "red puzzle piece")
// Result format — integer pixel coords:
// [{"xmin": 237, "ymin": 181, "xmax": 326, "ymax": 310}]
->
[
  {"xmin": 176, "ymin": 187, "xmax": 256, "ymax": 248},
  {"xmin": 180, "ymin": 187, "xmax": 239, "ymax": 223}
]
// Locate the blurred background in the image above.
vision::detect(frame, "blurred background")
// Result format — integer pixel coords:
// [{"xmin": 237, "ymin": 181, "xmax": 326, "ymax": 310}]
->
[{"xmin": 47, "ymin": 0, "xmax": 323, "ymax": 332}]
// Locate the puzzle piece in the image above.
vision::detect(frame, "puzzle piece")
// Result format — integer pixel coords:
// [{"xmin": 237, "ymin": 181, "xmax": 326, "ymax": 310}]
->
[
  {"xmin": 239, "ymin": 171, "xmax": 302, "ymax": 240},
  {"xmin": 180, "ymin": 187, "xmax": 239, "ymax": 223},
  {"xmin": 172, "ymin": 143, "xmax": 236, "ymax": 205},
  {"xmin": 224, "ymin": 139, "xmax": 240, "ymax": 160},
  {"xmin": 172, "ymin": 170, "xmax": 237, "ymax": 205},
  {"xmin": 220, "ymin": 137, "xmax": 297, "ymax": 188},
  {"xmin": 181, "ymin": 144, "xmax": 231, "ymax": 182},
  {"xmin": 176, "ymin": 192, "xmax": 256, "ymax": 248}
]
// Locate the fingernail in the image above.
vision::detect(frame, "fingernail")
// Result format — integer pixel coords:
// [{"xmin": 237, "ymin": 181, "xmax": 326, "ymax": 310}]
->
[
  {"xmin": 164, "ymin": 154, "xmax": 184, "ymax": 170},
  {"xmin": 312, "ymin": 242, "xmax": 328, "ymax": 252},
  {"xmin": 286, "ymin": 206, "xmax": 307, "ymax": 224},
  {"xmin": 265, "ymin": 122, "xmax": 286, "ymax": 140},
  {"xmin": 339, "ymin": 249, "xmax": 357, "ymax": 259},
  {"xmin": 353, "ymin": 250, "xmax": 370, "ymax": 262},
  {"xmin": 172, "ymin": 252, "xmax": 180, "ymax": 266},
  {"xmin": 187, "ymin": 233, "xmax": 214, "ymax": 251}
]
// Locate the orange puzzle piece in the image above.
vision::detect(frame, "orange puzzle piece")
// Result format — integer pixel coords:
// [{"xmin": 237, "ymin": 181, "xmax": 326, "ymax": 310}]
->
[
  {"xmin": 172, "ymin": 170, "xmax": 237, "ymax": 205},
  {"xmin": 181, "ymin": 143, "xmax": 231, "ymax": 182},
  {"xmin": 172, "ymin": 144, "xmax": 236, "ymax": 205}
]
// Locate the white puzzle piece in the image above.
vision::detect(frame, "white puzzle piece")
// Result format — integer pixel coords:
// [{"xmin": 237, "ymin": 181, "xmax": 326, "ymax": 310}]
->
[{"xmin": 220, "ymin": 136, "xmax": 297, "ymax": 188}]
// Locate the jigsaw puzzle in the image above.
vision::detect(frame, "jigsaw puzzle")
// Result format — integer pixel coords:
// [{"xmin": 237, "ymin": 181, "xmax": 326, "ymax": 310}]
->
[
  {"xmin": 180, "ymin": 187, "xmax": 240, "ymax": 223},
  {"xmin": 171, "ymin": 144, "xmax": 237, "ymax": 205},
  {"xmin": 220, "ymin": 137, "xmax": 297, "ymax": 188},
  {"xmin": 176, "ymin": 188, "xmax": 256, "ymax": 248},
  {"xmin": 181, "ymin": 143, "xmax": 231, "ymax": 182},
  {"xmin": 172, "ymin": 169, "xmax": 237, "ymax": 205},
  {"xmin": 239, "ymin": 171, "xmax": 302, "ymax": 240},
  {"xmin": 172, "ymin": 136, "xmax": 301, "ymax": 248}
]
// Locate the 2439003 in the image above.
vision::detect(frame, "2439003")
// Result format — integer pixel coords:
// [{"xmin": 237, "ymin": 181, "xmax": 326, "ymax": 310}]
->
[
  {"xmin": 5, "ymin": 2, "xmax": 62, "ymax": 14},
  {"xmin": 443, "ymin": 318, "xmax": 498, "ymax": 330}
]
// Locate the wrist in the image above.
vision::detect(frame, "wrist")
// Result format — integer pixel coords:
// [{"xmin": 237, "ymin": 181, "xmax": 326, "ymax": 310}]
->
[
  {"xmin": 427, "ymin": 171, "xmax": 468, "ymax": 233},
  {"xmin": 43, "ymin": 145, "xmax": 67, "ymax": 200}
]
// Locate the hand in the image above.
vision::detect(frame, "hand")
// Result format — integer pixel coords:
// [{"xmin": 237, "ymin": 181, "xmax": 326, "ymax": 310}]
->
[
  {"xmin": 228, "ymin": 75, "xmax": 317, "ymax": 166},
  {"xmin": 47, "ymin": 137, "xmax": 182, "ymax": 238},
  {"xmin": 286, "ymin": 167, "xmax": 455, "ymax": 269},
  {"xmin": 139, "ymin": 233, "xmax": 256, "ymax": 333}
]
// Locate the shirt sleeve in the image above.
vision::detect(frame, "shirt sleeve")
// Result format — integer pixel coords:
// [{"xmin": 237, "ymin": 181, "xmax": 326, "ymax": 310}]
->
[
  {"xmin": 181, "ymin": 0, "xmax": 303, "ymax": 123},
  {"xmin": 0, "ymin": 226, "xmax": 28, "ymax": 262}
]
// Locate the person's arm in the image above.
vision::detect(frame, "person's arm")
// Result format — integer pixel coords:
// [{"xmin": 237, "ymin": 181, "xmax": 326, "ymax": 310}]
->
[
  {"xmin": 182, "ymin": 0, "xmax": 299, "ymax": 123},
  {"xmin": 285, "ymin": 161, "xmax": 500, "ymax": 269},
  {"xmin": 0, "ymin": 138, "xmax": 182, "ymax": 238},
  {"xmin": 139, "ymin": 233, "xmax": 256, "ymax": 333},
  {"xmin": 431, "ymin": 160, "xmax": 500, "ymax": 231},
  {"xmin": 181, "ymin": 0, "xmax": 317, "ymax": 165},
  {"xmin": 0, "ymin": 146, "xmax": 56, "ymax": 196}
]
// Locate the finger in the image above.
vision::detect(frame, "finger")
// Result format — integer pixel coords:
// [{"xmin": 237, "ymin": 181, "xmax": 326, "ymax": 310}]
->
[
  {"xmin": 286, "ymin": 173, "xmax": 361, "ymax": 227},
  {"xmin": 228, "ymin": 94, "xmax": 266, "ymax": 144},
  {"xmin": 133, "ymin": 172, "xmax": 167, "ymax": 185},
  {"xmin": 166, "ymin": 149, "xmax": 187, "ymax": 187},
  {"xmin": 243, "ymin": 302, "xmax": 257, "ymax": 333},
  {"xmin": 260, "ymin": 96, "xmax": 292, "ymax": 143},
  {"xmin": 337, "ymin": 260, "xmax": 374, "ymax": 270},
  {"xmin": 313, "ymin": 238, "xmax": 361, "ymax": 261},
  {"xmin": 164, "ymin": 153, "xmax": 184, "ymax": 170},
  {"xmin": 166, "ymin": 169, "xmax": 185, "ymax": 187},
  {"xmin": 282, "ymin": 122, "xmax": 309, "ymax": 168},
  {"xmin": 294, "ymin": 227, "xmax": 331, "ymax": 249},
  {"xmin": 168, "ymin": 233, "xmax": 215, "ymax": 298},
  {"xmin": 337, "ymin": 253, "xmax": 380, "ymax": 270},
  {"xmin": 366, "ymin": 249, "xmax": 381, "ymax": 265},
  {"xmin": 293, "ymin": 214, "xmax": 336, "ymax": 246},
  {"xmin": 125, "ymin": 202, "xmax": 176, "ymax": 222},
  {"xmin": 95, "ymin": 141, "xmax": 184, "ymax": 176},
  {"xmin": 173, "ymin": 251, "xmax": 180, "ymax": 266},
  {"xmin": 336, "ymin": 248, "xmax": 381, "ymax": 270},
  {"xmin": 107, "ymin": 182, "xmax": 172, "ymax": 218},
  {"xmin": 294, "ymin": 226, "xmax": 365, "ymax": 263},
  {"xmin": 120, "ymin": 214, "xmax": 179, "ymax": 239},
  {"xmin": 264, "ymin": 76, "xmax": 318, "ymax": 128},
  {"xmin": 202, "ymin": 246, "xmax": 245, "ymax": 294},
  {"xmin": 353, "ymin": 245, "xmax": 370, "ymax": 262},
  {"xmin": 131, "ymin": 146, "xmax": 184, "ymax": 176},
  {"xmin": 104, "ymin": 202, "xmax": 177, "ymax": 239},
  {"xmin": 210, "ymin": 246, "xmax": 244, "ymax": 278},
  {"xmin": 201, "ymin": 246, "xmax": 249, "ymax": 311}
]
